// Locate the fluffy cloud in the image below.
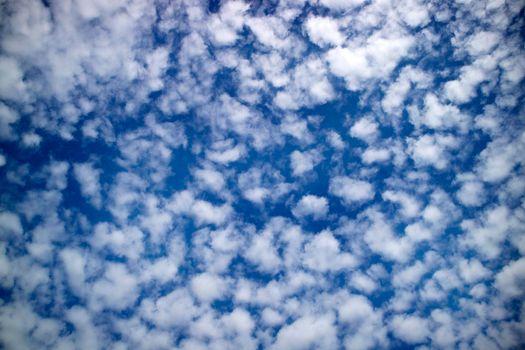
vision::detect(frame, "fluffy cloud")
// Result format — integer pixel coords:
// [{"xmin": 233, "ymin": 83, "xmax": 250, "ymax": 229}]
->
[
  {"xmin": 390, "ymin": 314, "xmax": 429, "ymax": 344},
  {"xmin": 302, "ymin": 230, "xmax": 357, "ymax": 272},
  {"xmin": 73, "ymin": 162, "xmax": 102, "ymax": 209},
  {"xmin": 91, "ymin": 263, "xmax": 139, "ymax": 311},
  {"xmin": 270, "ymin": 314, "xmax": 337, "ymax": 350},
  {"xmin": 349, "ymin": 117, "xmax": 379, "ymax": 142},
  {"xmin": 290, "ymin": 149, "xmax": 322, "ymax": 176},
  {"xmin": 304, "ymin": 16, "xmax": 344, "ymax": 47},
  {"xmin": 191, "ymin": 273, "xmax": 228, "ymax": 303},
  {"xmin": 292, "ymin": 195, "xmax": 329, "ymax": 219},
  {"xmin": 494, "ymin": 258, "xmax": 525, "ymax": 298},
  {"xmin": 329, "ymin": 176, "xmax": 374, "ymax": 203}
]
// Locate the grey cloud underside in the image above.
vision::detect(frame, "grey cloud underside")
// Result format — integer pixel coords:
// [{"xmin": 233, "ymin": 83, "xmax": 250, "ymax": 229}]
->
[{"xmin": 0, "ymin": 0, "xmax": 525, "ymax": 349}]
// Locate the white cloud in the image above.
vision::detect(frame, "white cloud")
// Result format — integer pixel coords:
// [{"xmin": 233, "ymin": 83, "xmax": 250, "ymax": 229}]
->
[
  {"xmin": 90, "ymin": 223, "xmax": 144, "ymax": 260},
  {"xmin": 408, "ymin": 134, "xmax": 458, "ymax": 170},
  {"xmin": 443, "ymin": 53, "xmax": 499, "ymax": 104},
  {"xmin": 140, "ymin": 237, "xmax": 184, "ymax": 284},
  {"xmin": 0, "ymin": 211, "xmax": 23, "ymax": 238},
  {"xmin": 191, "ymin": 273, "xmax": 228, "ymax": 302},
  {"xmin": 303, "ymin": 230, "xmax": 357, "ymax": 272},
  {"xmin": 364, "ymin": 211, "xmax": 413, "ymax": 262},
  {"xmin": 409, "ymin": 93, "xmax": 469, "ymax": 131},
  {"xmin": 457, "ymin": 258, "xmax": 490, "ymax": 284},
  {"xmin": 280, "ymin": 115, "xmax": 313, "ymax": 144},
  {"xmin": 168, "ymin": 190, "xmax": 232, "ymax": 226},
  {"xmin": 254, "ymin": 51, "xmax": 290, "ymax": 88},
  {"xmin": 390, "ymin": 314, "xmax": 429, "ymax": 344},
  {"xmin": 350, "ymin": 272, "xmax": 377, "ymax": 293},
  {"xmin": 66, "ymin": 307, "xmax": 100, "ymax": 350},
  {"xmin": 396, "ymin": 0, "xmax": 430, "ymax": 27},
  {"xmin": 274, "ymin": 57, "xmax": 335, "ymax": 110},
  {"xmin": 207, "ymin": 1, "xmax": 249, "ymax": 46},
  {"xmin": 91, "ymin": 263, "xmax": 139, "ymax": 311},
  {"xmin": 326, "ymin": 33, "xmax": 413, "ymax": 91},
  {"xmin": 467, "ymin": 31, "xmax": 500, "ymax": 56},
  {"xmin": 304, "ymin": 16, "xmax": 344, "ymax": 47},
  {"xmin": 461, "ymin": 205, "xmax": 513, "ymax": 259},
  {"xmin": 194, "ymin": 168, "xmax": 225, "ymax": 193},
  {"xmin": 349, "ymin": 117, "xmax": 378, "ymax": 142},
  {"xmin": 140, "ymin": 196, "xmax": 173, "ymax": 243},
  {"xmin": 456, "ymin": 180, "xmax": 486, "ymax": 207},
  {"xmin": 292, "ymin": 195, "xmax": 329, "ymax": 220},
  {"xmin": 140, "ymin": 288, "xmax": 197, "ymax": 328},
  {"xmin": 476, "ymin": 136, "xmax": 523, "ymax": 183},
  {"xmin": 270, "ymin": 314, "xmax": 337, "ymax": 350},
  {"xmin": 326, "ymin": 131, "xmax": 345, "ymax": 150},
  {"xmin": 318, "ymin": 0, "xmax": 365, "ymax": 11},
  {"xmin": 290, "ymin": 149, "xmax": 322, "ymax": 176},
  {"xmin": 339, "ymin": 294, "xmax": 375, "ymax": 324},
  {"xmin": 382, "ymin": 190, "xmax": 421, "ymax": 218},
  {"xmin": 60, "ymin": 248, "xmax": 87, "ymax": 297},
  {"xmin": 191, "ymin": 200, "xmax": 233, "ymax": 226},
  {"xmin": 206, "ymin": 142, "xmax": 245, "ymax": 164},
  {"xmin": 73, "ymin": 162, "xmax": 102, "ymax": 209},
  {"xmin": 261, "ymin": 308, "xmax": 285, "ymax": 327},
  {"xmin": 329, "ymin": 176, "xmax": 374, "ymax": 203},
  {"xmin": 0, "ymin": 56, "xmax": 27, "ymax": 102},
  {"xmin": 0, "ymin": 102, "xmax": 20, "ymax": 140},
  {"xmin": 245, "ymin": 227, "xmax": 281, "ymax": 273},
  {"xmin": 494, "ymin": 258, "xmax": 525, "ymax": 298},
  {"xmin": 382, "ymin": 66, "xmax": 430, "ymax": 115},
  {"xmin": 21, "ymin": 132, "xmax": 42, "ymax": 147},
  {"xmin": 362, "ymin": 147, "xmax": 391, "ymax": 164},
  {"xmin": 392, "ymin": 260, "xmax": 427, "ymax": 288},
  {"xmin": 339, "ymin": 294, "xmax": 387, "ymax": 349}
]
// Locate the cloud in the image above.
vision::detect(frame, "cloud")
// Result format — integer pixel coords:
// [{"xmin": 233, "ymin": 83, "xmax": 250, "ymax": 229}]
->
[
  {"xmin": 318, "ymin": 0, "xmax": 365, "ymax": 10},
  {"xmin": 270, "ymin": 314, "xmax": 337, "ymax": 350},
  {"xmin": 0, "ymin": 211, "xmax": 23, "ymax": 238},
  {"xmin": 0, "ymin": 56, "xmax": 27, "ymax": 102},
  {"xmin": 73, "ymin": 163, "xmax": 102, "ymax": 209},
  {"xmin": 168, "ymin": 190, "xmax": 233, "ymax": 226},
  {"xmin": 408, "ymin": 134, "xmax": 458, "ymax": 170},
  {"xmin": 140, "ymin": 288, "xmax": 197, "ymax": 328},
  {"xmin": 363, "ymin": 210, "xmax": 414, "ymax": 262},
  {"xmin": 349, "ymin": 117, "xmax": 379, "ymax": 142},
  {"xmin": 191, "ymin": 273, "xmax": 228, "ymax": 303},
  {"xmin": 494, "ymin": 258, "xmax": 525, "ymax": 298},
  {"xmin": 456, "ymin": 179, "xmax": 486, "ymax": 207},
  {"xmin": 326, "ymin": 32, "xmax": 413, "ymax": 91},
  {"xmin": 303, "ymin": 230, "xmax": 357, "ymax": 272},
  {"xmin": 290, "ymin": 149, "xmax": 322, "ymax": 176},
  {"xmin": 59, "ymin": 248, "xmax": 87, "ymax": 297},
  {"xmin": 0, "ymin": 103, "xmax": 20, "ymax": 140},
  {"xmin": 292, "ymin": 195, "xmax": 329, "ymax": 220},
  {"xmin": 304, "ymin": 16, "xmax": 344, "ymax": 47},
  {"xmin": 390, "ymin": 314, "xmax": 429, "ymax": 344},
  {"xmin": 90, "ymin": 223, "xmax": 144, "ymax": 260},
  {"xmin": 91, "ymin": 263, "xmax": 139, "ymax": 311},
  {"xmin": 362, "ymin": 147, "xmax": 391, "ymax": 164},
  {"xmin": 329, "ymin": 176, "xmax": 374, "ymax": 203},
  {"xmin": 382, "ymin": 190, "xmax": 421, "ymax": 218}
]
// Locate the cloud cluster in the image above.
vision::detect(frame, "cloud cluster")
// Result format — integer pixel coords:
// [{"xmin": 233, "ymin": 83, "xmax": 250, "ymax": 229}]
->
[{"xmin": 0, "ymin": 0, "xmax": 524, "ymax": 349}]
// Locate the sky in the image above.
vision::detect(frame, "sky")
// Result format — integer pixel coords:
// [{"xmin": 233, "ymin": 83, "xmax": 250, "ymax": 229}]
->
[{"xmin": 0, "ymin": 0, "xmax": 524, "ymax": 349}]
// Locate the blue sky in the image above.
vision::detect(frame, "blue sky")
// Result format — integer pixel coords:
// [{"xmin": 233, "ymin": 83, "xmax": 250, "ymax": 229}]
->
[{"xmin": 0, "ymin": 0, "xmax": 524, "ymax": 349}]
